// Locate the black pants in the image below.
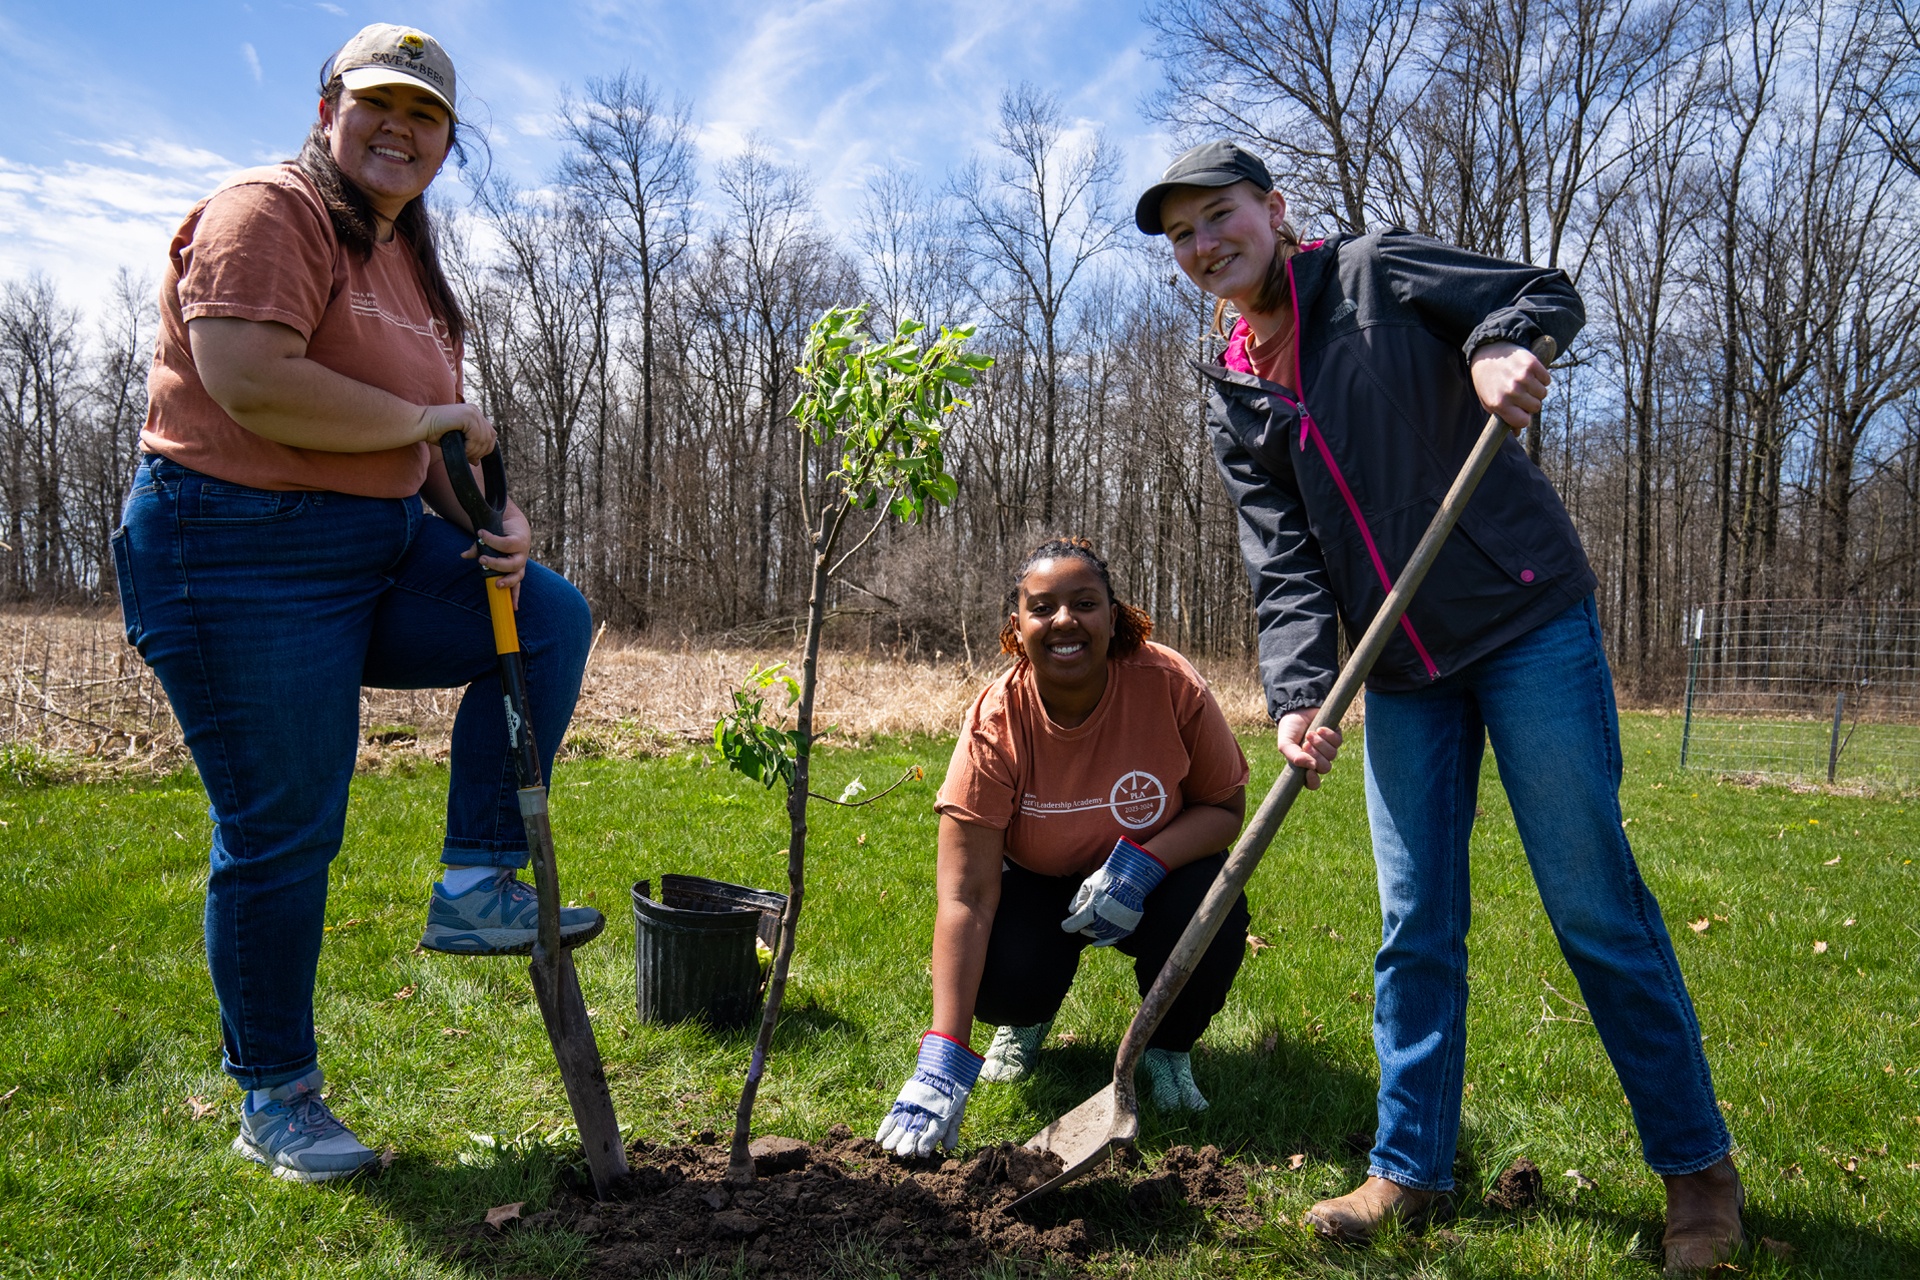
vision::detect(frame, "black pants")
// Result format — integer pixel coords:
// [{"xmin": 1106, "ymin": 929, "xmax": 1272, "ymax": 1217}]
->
[{"xmin": 974, "ymin": 852, "xmax": 1250, "ymax": 1053}]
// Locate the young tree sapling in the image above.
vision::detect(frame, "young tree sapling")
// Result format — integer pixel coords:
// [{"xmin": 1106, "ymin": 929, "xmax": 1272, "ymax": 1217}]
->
[{"xmin": 712, "ymin": 305, "xmax": 991, "ymax": 1184}]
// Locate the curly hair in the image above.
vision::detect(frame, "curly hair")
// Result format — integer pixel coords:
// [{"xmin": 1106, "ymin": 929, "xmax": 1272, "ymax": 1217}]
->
[{"xmin": 998, "ymin": 536, "xmax": 1155, "ymax": 661}]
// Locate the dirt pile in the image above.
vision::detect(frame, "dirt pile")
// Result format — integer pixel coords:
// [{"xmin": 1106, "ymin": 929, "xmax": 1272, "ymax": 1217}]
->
[
  {"xmin": 479, "ymin": 1128, "xmax": 1251, "ymax": 1278},
  {"xmin": 1484, "ymin": 1157, "xmax": 1544, "ymax": 1212}
]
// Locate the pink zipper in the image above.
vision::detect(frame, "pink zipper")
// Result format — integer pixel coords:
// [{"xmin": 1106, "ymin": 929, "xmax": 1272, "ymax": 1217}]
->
[{"xmin": 1282, "ymin": 255, "xmax": 1441, "ymax": 681}]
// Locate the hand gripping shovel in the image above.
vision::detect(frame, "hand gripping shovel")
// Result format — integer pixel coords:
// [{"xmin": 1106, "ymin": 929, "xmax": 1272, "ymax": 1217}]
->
[
  {"xmin": 1009, "ymin": 336, "xmax": 1558, "ymax": 1210},
  {"xmin": 439, "ymin": 435, "xmax": 629, "ymax": 1198}
]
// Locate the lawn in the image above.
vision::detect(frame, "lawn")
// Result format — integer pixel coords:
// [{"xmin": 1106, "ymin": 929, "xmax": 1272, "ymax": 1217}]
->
[{"xmin": 0, "ymin": 715, "xmax": 1915, "ymax": 1278}]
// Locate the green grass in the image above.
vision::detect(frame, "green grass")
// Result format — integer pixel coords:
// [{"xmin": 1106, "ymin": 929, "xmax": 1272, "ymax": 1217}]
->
[
  {"xmin": 0, "ymin": 715, "xmax": 1915, "ymax": 1278},
  {"xmin": 1680, "ymin": 714, "xmax": 1920, "ymax": 791}
]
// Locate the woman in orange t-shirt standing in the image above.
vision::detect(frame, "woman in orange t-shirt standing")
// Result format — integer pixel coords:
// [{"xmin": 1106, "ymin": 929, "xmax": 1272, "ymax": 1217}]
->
[
  {"xmin": 876, "ymin": 538, "xmax": 1252, "ymax": 1158},
  {"xmin": 111, "ymin": 25, "xmax": 597, "ymax": 1182}
]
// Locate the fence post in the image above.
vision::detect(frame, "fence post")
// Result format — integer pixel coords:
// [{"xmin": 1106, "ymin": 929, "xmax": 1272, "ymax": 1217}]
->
[
  {"xmin": 1680, "ymin": 607, "xmax": 1703, "ymax": 769},
  {"xmin": 1827, "ymin": 687, "xmax": 1846, "ymax": 784}
]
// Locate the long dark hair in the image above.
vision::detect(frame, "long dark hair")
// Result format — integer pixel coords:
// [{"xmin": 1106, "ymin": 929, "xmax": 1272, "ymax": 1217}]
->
[
  {"xmin": 998, "ymin": 536, "xmax": 1155, "ymax": 661},
  {"xmin": 297, "ymin": 76, "xmax": 468, "ymax": 347}
]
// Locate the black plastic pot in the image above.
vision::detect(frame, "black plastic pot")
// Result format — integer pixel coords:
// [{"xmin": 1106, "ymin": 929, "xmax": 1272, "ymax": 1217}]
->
[{"xmin": 632, "ymin": 874, "xmax": 787, "ymax": 1029}]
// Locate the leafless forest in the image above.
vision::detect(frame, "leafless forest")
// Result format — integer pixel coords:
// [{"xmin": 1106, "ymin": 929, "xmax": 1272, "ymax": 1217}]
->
[{"xmin": 4, "ymin": 0, "xmax": 1919, "ymax": 698}]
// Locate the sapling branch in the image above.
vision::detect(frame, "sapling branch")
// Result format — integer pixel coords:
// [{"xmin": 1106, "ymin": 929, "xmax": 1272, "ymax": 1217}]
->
[
  {"xmin": 806, "ymin": 764, "xmax": 926, "ymax": 808},
  {"xmin": 829, "ymin": 492, "xmax": 904, "ymax": 578}
]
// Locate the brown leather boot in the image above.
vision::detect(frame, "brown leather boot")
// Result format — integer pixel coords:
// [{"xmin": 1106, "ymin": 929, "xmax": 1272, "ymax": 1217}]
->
[
  {"xmin": 1662, "ymin": 1156, "xmax": 1745, "ymax": 1275},
  {"xmin": 1304, "ymin": 1175, "xmax": 1444, "ymax": 1242}
]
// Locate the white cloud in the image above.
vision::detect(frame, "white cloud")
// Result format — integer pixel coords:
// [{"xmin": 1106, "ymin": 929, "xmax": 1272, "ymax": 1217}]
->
[
  {"xmin": 694, "ymin": 0, "xmax": 871, "ymax": 164},
  {"xmin": 0, "ymin": 146, "xmax": 237, "ymax": 309},
  {"xmin": 316, "ymin": 2, "xmax": 348, "ymax": 15},
  {"xmin": 690, "ymin": 0, "xmax": 1111, "ymax": 234},
  {"xmin": 242, "ymin": 42, "xmax": 263, "ymax": 86}
]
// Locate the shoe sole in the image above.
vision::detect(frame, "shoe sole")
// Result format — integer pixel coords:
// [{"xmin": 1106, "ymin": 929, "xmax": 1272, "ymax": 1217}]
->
[
  {"xmin": 232, "ymin": 1133, "xmax": 378, "ymax": 1183},
  {"xmin": 419, "ymin": 913, "xmax": 606, "ymax": 956}
]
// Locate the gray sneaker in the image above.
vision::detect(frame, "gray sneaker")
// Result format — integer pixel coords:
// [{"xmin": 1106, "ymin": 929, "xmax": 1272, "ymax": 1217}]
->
[
  {"xmin": 232, "ymin": 1068, "xmax": 380, "ymax": 1183},
  {"xmin": 419, "ymin": 870, "xmax": 605, "ymax": 956},
  {"xmin": 980, "ymin": 1020, "xmax": 1053, "ymax": 1083},
  {"xmin": 1140, "ymin": 1047, "xmax": 1209, "ymax": 1112}
]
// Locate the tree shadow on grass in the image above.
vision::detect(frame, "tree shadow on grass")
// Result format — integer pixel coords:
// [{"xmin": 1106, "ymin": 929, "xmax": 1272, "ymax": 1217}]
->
[
  {"xmin": 644, "ymin": 992, "xmax": 861, "ymax": 1053},
  {"xmin": 354, "ymin": 1142, "xmax": 599, "ymax": 1279},
  {"xmin": 1566, "ymin": 1201, "xmax": 1920, "ymax": 1280}
]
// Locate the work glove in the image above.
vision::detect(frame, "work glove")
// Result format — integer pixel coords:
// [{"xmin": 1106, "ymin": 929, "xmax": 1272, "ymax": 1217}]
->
[
  {"xmin": 1062, "ymin": 836, "xmax": 1168, "ymax": 946},
  {"xmin": 876, "ymin": 1031, "xmax": 984, "ymax": 1158}
]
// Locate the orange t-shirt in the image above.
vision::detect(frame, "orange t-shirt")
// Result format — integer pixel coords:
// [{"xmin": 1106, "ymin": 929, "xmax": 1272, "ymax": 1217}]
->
[
  {"xmin": 1245, "ymin": 320, "xmax": 1297, "ymax": 391},
  {"xmin": 935, "ymin": 643, "xmax": 1250, "ymax": 879},
  {"xmin": 142, "ymin": 163, "xmax": 458, "ymax": 496}
]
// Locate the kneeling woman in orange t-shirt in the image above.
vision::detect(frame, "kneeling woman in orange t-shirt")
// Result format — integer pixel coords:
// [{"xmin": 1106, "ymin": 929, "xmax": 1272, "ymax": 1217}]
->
[{"xmin": 876, "ymin": 538, "xmax": 1252, "ymax": 1158}]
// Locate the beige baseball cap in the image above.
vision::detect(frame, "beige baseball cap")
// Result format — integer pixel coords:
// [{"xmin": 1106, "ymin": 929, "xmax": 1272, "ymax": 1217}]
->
[{"xmin": 320, "ymin": 23, "xmax": 457, "ymax": 118}]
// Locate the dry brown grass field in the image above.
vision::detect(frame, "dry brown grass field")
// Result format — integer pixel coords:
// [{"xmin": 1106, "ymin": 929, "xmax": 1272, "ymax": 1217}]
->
[{"xmin": 0, "ymin": 607, "xmax": 1276, "ymax": 776}]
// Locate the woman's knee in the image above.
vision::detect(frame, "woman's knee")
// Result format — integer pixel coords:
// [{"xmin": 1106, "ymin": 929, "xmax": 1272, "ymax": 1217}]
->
[
  {"xmin": 1128, "ymin": 882, "xmax": 1249, "ymax": 995},
  {"xmin": 517, "ymin": 564, "xmax": 593, "ymax": 666},
  {"xmin": 1179, "ymin": 890, "xmax": 1251, "ymax": 996},
  {"xmin": 975, "ymin": 963, "xmax": 1071, "ymax": 1027},
  {"xmin": 976, "ymin": 931, "xmax": 1079, "ymax": 1026}
]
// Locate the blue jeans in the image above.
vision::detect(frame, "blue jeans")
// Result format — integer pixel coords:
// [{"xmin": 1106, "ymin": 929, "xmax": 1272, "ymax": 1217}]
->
[
  {"xmin": 1361, "ymin": 596, "xmax": 1729, "ymax": 1188},
  {"xmin": 111, "ymin": 455, "xmax": 592, "ymax": 1089}
]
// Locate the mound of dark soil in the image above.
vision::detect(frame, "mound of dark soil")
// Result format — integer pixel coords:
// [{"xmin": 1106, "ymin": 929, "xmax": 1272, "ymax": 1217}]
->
[
  {"xmin": 479, "ymin": 1128, "xmax": 1251, "ymax": 1278},
  {"xmin": 1484, "ymin": 1157, "xmax": 1543, "ymax": 1212}
]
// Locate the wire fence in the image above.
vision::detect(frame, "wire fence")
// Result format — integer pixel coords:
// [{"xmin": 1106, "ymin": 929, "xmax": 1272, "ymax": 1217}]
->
[{"xmin": 1679, "ymin": 598, "xmax": 1920, "ymax": 791}]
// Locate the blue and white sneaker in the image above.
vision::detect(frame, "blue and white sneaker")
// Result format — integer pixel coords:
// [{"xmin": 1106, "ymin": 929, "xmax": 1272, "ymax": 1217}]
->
[
  {"xmin": 232, "ymin": 1068, "xmax": 380, "ymax": 1182},
  {"xmin": 419, "ymin": 870, "xmax": 605, "ymax": 956}
]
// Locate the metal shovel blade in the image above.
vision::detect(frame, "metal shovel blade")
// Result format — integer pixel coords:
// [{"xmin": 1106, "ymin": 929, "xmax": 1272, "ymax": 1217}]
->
[{"xmin": 1006, "ymin": 1082, "xmax": 1139, "ymax": 1211}]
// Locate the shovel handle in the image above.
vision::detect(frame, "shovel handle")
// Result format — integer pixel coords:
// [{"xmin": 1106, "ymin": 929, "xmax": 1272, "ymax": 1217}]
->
[
  {"xmin": 1109, "ymin": 335, "xmax": 1558, "ymax": 1099},
  {"xmin": 437, "ymin": 432, "xmax": 509, "ymax": 551},
  {"xmin": 437, "ymin": 432, "xmax": 526, "ymax": 666}
]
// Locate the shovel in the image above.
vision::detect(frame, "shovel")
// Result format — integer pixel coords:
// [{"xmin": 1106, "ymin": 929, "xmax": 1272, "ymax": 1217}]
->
[
  {"xmin": 439, "ymin": 434, "xmax": 630, "ymax": 1198},
  {"xmin": 1009, "ymin": 335, "xmax": 1558, "ymax": 1210}
]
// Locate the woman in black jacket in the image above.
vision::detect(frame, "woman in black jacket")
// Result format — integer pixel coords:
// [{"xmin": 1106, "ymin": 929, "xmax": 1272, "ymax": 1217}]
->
[{"xmin": 1137, "ymin": 141, "xmax": 1740, "ymax": 1275}]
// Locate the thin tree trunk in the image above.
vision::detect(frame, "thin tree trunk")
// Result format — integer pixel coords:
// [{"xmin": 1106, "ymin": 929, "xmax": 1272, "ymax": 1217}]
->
[{"xmin": 727, "ymin": 498, "xmax": 846, "ymax": 1184}]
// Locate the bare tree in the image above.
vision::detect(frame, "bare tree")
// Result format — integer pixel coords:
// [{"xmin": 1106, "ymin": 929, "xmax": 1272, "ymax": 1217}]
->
[
  {"xmin": 1593, "ymin": 40, "xmax": 1717, "ymax": 671},
  {"xmin": 77, "ymin": 270, "xmax": 153, "ymax": 596},
  {"xmin": 855, "ymin": 171, "xmax": 967, "ymax": 337},
  {"xmin": 470, "ymin": 179, "xmax": 616, "ymax": 575},
  {"xmin": 951, "ymin": 85, "xmax": 1124, "ymax": 526},
  {"xmin": 1147, "ymin": 0, "xmax": 1427, "ymax": 232},
  {"xmin": 560, "ymin": 73, "xmax": 697, "ymax": 565},
  {"xmin": 0, "ymin": 276, "xmax": 85, "ymax": 598}
]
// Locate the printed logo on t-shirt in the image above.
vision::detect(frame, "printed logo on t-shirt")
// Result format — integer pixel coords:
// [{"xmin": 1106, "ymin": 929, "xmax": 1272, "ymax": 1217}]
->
[
  {"xmin": 1019, "ymin": 769, "xmax": 1169, "ymax": 831},
  {"xmin": 348, "ymin": 289, "xmax": 458, "ymax": 368}
]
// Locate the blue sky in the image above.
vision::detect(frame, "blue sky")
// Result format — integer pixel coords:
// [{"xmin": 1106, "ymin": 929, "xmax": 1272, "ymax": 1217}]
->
[{"xmin": 0, "ymin": 1, "xmax": 1176, "ymax": 310}]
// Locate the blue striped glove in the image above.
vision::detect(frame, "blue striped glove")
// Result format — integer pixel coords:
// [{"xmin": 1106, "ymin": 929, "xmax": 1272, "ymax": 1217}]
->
[
  {"xmin": 876, "ymin": 1032, "xmax": 984, "ymax": 1158},
  {"xmin": 1062, "ymin": 836, "xmax": 1169, "ymax": 946}
]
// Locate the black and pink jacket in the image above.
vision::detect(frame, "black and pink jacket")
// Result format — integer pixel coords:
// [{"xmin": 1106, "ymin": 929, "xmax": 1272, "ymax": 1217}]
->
[{"xmin": 1203, "ymin": 228, "xmax": 1596, "ymax": 716}]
